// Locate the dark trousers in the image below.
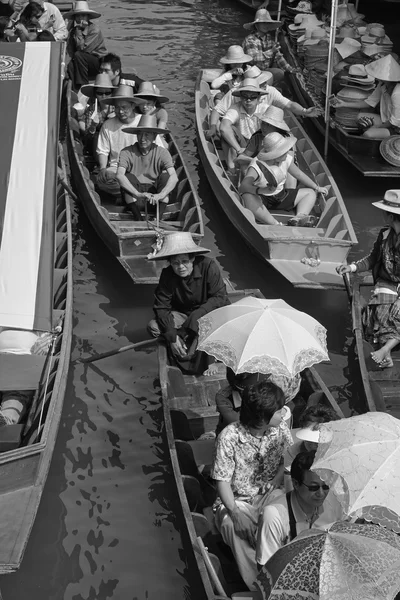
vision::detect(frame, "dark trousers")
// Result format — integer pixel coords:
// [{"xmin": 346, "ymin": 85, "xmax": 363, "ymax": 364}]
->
[
  {"xmin": 68, "ymin": 52, "xmax": 100, "ymax": 90},
  {"xmin": 125, "ymin": 171, "xmax": 170, "ymax": 219}
]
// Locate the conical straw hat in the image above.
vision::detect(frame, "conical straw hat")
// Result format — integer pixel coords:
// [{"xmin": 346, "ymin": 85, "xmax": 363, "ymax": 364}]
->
[
  {"xmin": 365, "ymin": 55, "xmax": 400, "ymax": 82},
  {"xmin": 148, "ymin": 232, "xmax": 210, "ymax": 261}
]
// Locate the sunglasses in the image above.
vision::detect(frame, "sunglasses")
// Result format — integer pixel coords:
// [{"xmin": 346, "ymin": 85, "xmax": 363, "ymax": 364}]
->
[
  {"xmin": 241, "ymin": 94, "xmax": 259, "ymax": 101},
  {"xmin": 302, "ymin": 482, "xmax": 329, "ymax": 492}
]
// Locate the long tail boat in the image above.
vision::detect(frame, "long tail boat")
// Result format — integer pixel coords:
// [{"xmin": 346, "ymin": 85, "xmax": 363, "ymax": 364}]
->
[
  {"xmin": 0, "ymin": 42, "xmax": 72, "ymax": 575},
  {"xmin": 351, "ymin": 276, "xmax": 400, "ymax": 418},
  {"xmin": 195, "ymin": 70, "xmax": 357, "ymax": 290},
  {"xmin": 159, "ymin": 287, "xmax": 344, "ymax": 599},
  {"xmin": 66, "ymin": 83, "xmax": 204, "ymax": 285},
  {"xmin": 280, "ymin": 33, "xmax": 400, "ymax": 178}
]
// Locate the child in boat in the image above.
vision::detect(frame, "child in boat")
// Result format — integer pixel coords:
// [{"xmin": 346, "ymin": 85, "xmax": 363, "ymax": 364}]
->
[
  {"xmin": 337, "ymin": 190, "xmax": 400, "ymax": 369},
  {"xmin": 239, "ymin": 131, "xmax": 328, "ymax": 226},
  {"xmin": 211, "ymin": 45, "xmax": 253, "ymax": 102},
  {"xmin": 133, "ymin": 82, "xmax": 169, "ymax": 130}
]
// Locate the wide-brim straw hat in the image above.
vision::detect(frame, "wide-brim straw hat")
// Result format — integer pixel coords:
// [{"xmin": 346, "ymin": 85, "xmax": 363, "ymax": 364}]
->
[
  {"xmin": 245, "ymin": 65, "xmax": 273, "ymax": 87},
  {"xmin": 134, "ymin": 81, "xmax": 169, "ymax": 104},
  {"xmin": 123, "ymin": 114, "xmax": 170, "ymax": 135},
  {"xmin": 102, "ymin": 84, "xmax": 146, "ymax": 105},
  {"xmin": 220, "ymin": 45, "xmax": 252, "ymax": 64},
  {"xmin": 258, "ymin": 132, "xmax": 297, "ymax": 160},
  {"xmin": 258, "ymin": 105, "xmax": 290, "ymax": 131},
  {"xmin": 304, "ymin": 29, "xmax": 328, "ymax": 46},
  {"xmin": 289, "ymin": 14, "xmax": 323, "ymax": 30},
  {"xmin": 80, "ymin": 73, "xmax": 115, "ymax": 98},
  {"xmin": 379, "ymin": 138, "xmax": 400, "ymax": 169},
  {"xmin": 372, "ymin": 188, "xmax": 400, "ymax": 213},
  {"xmin": 365, "ymin": 55, "xmax": 400, "ymax": 82},
  {"xmin": 64, "ymin": 1, "xmax": 101, "ymax": 19},
  {"xmin": 148, "ymin": 232, "xmax": 210, "ymax": 261},
  {"xmin": 335, "ymin": 38, "xmax": 361, "ymax": 59},
  {"xmin": 243, "ymin": 9, "xmax": 281, "ymax": 30},
  {"xmin": 232, "ymin": 78, "xmax": 269, "ymax": 96},
  {"xmin": 289, "ymin": 0, "xmax": 313, "ymax": 13}
]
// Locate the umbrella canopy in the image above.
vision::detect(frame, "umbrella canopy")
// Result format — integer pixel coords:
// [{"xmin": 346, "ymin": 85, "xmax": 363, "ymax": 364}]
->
[
  {"xmin": 197, "ymin": 297, "xmax": 328, "ymax": 377},
  {"xmin": 256, "ymin": 521, "xmax": 400, "ymax": 600},
  {"xmin": 312, "ymin": 412, "xmax": 400, "ymax": 533}
]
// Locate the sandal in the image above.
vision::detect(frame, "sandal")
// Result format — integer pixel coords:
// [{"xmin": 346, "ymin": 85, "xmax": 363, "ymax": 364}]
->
[{"xmin": 287, "ymin": 214, "xmax": 319, "ymax": 228}]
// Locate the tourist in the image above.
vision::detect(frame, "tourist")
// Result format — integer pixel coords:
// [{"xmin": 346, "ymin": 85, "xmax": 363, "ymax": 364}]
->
[
  {"xmin": 133, "ymin": 81, "xmax": 169, "ymax": 130},
  {"xmin": 78, "ymin": 73, "xmax": 116, "ymax": 151},
  {"xmin": 240, "ymin": 132, "xmax": 328, "ymax": 226},
  {"xmin": 116, "ymin": 114, "xmax": 178, "ymax": 220},
  {"xmin": 95, "ymin": 84, "xmax": 144, "ymax": 198},
  {"xmin": 11, "ymin": 1, "xmax": 44, "ymax": 41},
  {"xmin": 337, "ymin": 190, "xmax": 400, "ymax": 368},
  {"xmin": 99, "ymin": 52, "xmax": 144, "ymax": 92},
  {"xmin": 147, "ymin": 232, "xmax": 229, "ymax": 373},
  {"xmin": 11, "ymin": 0, "xmax": 67, "ymax": 40},
  {"xmin": 66, "ymin": 1, "xmax": 107, "ymax": 91},
  {"xmin": 256, "ymin": 451, "xmax": 343, "ymax": 568},
  {"xmin": 212, "ymin": 379, "xmax": 291, "ymax": 589},
  {"xmin": 211, "ymin": 45, "xmax": 253, "ymax": 102}
]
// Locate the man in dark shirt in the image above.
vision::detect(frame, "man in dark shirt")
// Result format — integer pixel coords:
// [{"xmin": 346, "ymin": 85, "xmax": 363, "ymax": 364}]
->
[
  {"xmin": 99, "ymin": 52, "xmax": 143, "ymax": 93},
  {"xmin": 147, "ymin": 232, "xmax": 229, "ymax": 371}
]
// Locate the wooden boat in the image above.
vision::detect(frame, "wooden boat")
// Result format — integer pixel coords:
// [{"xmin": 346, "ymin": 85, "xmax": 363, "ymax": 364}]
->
[
  {"xmin": 351, "ymin": 276, "xmax": 400, "ymax": 418},
  {"xmin": 280, "ymin": 33, "xmax": 400, "ymax": 178},
  {"xmin": 195, "ymin": 70, "xmax": 357, "ymax": 290},
  {"xmin": 160, "ymin": 287, "xmax": 344, "ymax": 599},
  {"xmin": 66, "ymin": 82, "xmax": 204, "ymax": 285},
  {"xmin": 0, "ymin": 43, "xmax": 72, "ymax": 575}
]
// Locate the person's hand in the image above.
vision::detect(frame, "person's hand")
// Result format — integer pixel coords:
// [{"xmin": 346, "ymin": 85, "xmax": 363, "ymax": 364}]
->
[
  {"xmin": 206, "ymin": 125, "xmax": 218, "ymax": 140},
  {"xmin": 358, "ymin": 116, "xmax": 374, "ymax": 132},
  {"xmin": 304, "ymin": 106, "xmax": 323, "ymax": 117},
  {"xmin": 14, "ymin": 22, "xmax": 28, "ymax": 35},
  {"xmin": 263, "ymin": 49, "xmax": 274, "ymax": 60},
  {"xmin": 230, "ymin": 507, "xmax": 257, "ymax": 548},
  {"xmin": 170, "ymin": 336, "xmax": 188, "ymax": 358},
  {"xmin": 336, "ymin": 264, "xmax": 352, "ymax": 275},
  {"xmin": 147, "ymin": 193, "xmax": 164, "ymax": 205},
  {"xmin": 231, "ymin": 67, "xmax": 244, "ymax": 76},
  {"xmin": 315, "ymin": 185, "xmax": 329, "ymax": 196}
]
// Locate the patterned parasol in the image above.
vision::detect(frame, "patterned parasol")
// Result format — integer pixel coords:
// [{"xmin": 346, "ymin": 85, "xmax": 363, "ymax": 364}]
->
[
  {"xmin": 197, "ymin": 297, "xmax": 328, "ymax": 377},
  {"xmin": 256, "ymin": 521, "xmax": 400, "ymax": 600}
]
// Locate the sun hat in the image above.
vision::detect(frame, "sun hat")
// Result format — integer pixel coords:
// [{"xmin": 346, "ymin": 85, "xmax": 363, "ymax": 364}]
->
[
  {"xmin": 366, "ymin": 22, "xmax": 384, "ymax": 33},
  {"xmin": 245, "ymin": 65, "xmax": 273, "ymax": 87},
  {"xmin": 337, "ymin": 25, "xmax": 359, "ymax": 40},
  {"xmin": 122, "ymin": 114, "xmax": 170, "ymax": 135},
  {"xmin": 365, "ymin": 55, "xmax": 400, "ymax": 82},
  {"xmin": 219, "ymin": 45, "xmax": 252, "ymax": 64},
  {"xmin": 232, "ymin": 78, "xmax": 269, "ymax": 97},
  {"xmin": 372, "ymin": 188, "xmax": 400, "ymax": 213},
  {"xmin": 303, "ymin": 28, "xmax": 328, "ymax": 46},
  {"xmin": 346, "ymin": 64, "xmax": 375, "ymax": 82},
  {"xmin": 336, "ymin": 86, "xmax": 371, "ymax": 100},
  {"xmin": 347, "ymin": 3, "xmax": 365, "ymax": 22},
  {"xmin": 335, "ymin": 38, "xmax": 361, "ymax": 59},
  {"xmin": 289, "ymin": 0, "xmax": 313, "ymax": 13},
  {"xmin": 258, "ymin": 105, "xmax": 290, "ymax": 131},
  {"xmin": 147, "ymin": 232, "xmax": 210, "ymax": 261},
  {"xmin": 289, "ymin": 14, "xmax": 323, "ymax": 30},
  {"xmin": 102, "ymin": 84, "xmax": 145, "ymax": 105},
  {"xmin": 134, "ymin": 81, "xmax": 169, "ymax": 104},
  {"xmin": 379, "ymin": 138, "xmax": 400, "ymax": 168},
  {"xmin": 243, "ymin": 9, "xmax": 281, "ymax": 30},
  {"xmin": 64, "ymin": 1, "xmax": 101, "ymax": 19},
  {"xmin": 258, "ymin": 132, "xmax": 297, "ymax": 161},
  {"xmin": 80, "ymin": 73, "xmax": 115, "ymax": 98}
]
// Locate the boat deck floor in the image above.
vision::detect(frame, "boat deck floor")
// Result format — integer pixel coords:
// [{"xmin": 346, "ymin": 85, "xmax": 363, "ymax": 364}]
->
[{"xmin": 369, "ymin": 351, "xmax": 400, "ymax": 419}]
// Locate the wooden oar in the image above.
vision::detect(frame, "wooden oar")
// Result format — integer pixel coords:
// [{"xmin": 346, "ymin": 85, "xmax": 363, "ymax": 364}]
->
[{"xmin": 75, "ymin": 338, "xmax": 158, "ymax": 364}]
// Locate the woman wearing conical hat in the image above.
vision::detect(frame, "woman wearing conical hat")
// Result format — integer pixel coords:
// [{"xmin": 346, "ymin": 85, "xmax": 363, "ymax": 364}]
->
[
  {"xmin": 358, "ymin": 55, "xmax": 400, "ymax": 138},
  {"xmin": 147, "ymin": 232, "xmax": 229, "ymax": 374}
]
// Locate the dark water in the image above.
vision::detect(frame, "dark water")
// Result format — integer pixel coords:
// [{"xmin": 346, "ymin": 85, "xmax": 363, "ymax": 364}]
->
[{"xmin": 2, "ymin": 1, "xmax": 400, "ymax": 598}]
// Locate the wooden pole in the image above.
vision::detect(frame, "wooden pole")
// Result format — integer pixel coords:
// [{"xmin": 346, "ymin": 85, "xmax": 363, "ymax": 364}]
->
[
  {"xmin": 324, "ymin": 0, "xmax": 339, "ymax": 161},
  {"xmin": 75, "ymin": 338, "xmax": 158, "ymax": 364}
]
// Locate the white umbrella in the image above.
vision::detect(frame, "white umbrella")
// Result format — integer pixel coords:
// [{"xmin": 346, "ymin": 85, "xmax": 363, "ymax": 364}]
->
[{"xmin": 197, "ymin": 297, "xmax": 329, "ymax": 377}]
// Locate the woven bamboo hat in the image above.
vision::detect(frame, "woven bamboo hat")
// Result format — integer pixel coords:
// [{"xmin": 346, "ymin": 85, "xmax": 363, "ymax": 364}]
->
[
  {"xmin": 219, "ymin": 45, "xmax": 252, "ymax": 64},
  {"xmin": 232, "ymin": 78, "xmax": 269, "ymax": 96},
  {"xmin": 379, "ymin": 138, "xmax": 400, "ymax": 168},
  {"xmin": 123, "ymin": 114, "xmax": 170, "ymax": 135},
  {"xmin": 258, "ymin": 132, "xmax": 297, "ymax": 160},
  {"xmin": 64, "ymin": 1, "xmax": 101, "ymax": 19},
  {"xmin": 258, "ymin": 105, "xmax": 290, "ymax": 131},
  {"xmin": 365, "ymin": 55, "xmax": 400, "ymax": 82},
  {"xmin": 243, "ymin": 9, "xmax": 281, "ymax": 30},
  {"xmin": 134, "ymin": 81, "xmax": 169, "ymax": 104},
  {"xmin": 102, "ymin": 84, "xmax": 145, "ymax": 105},
  {"xmin": 80, "ymin": 73, "xmax": 115, "ymax": 98},
  {"xmin": 148, "ymin": 232, "xmax": 210, "ymax": 261},
  {"xmin": 372, "ymin": 188, "xmax": 400, "ymax": 213},
  {"xmin": 335, "ymin": 38, "xmax": 361, "ymax": 59}
]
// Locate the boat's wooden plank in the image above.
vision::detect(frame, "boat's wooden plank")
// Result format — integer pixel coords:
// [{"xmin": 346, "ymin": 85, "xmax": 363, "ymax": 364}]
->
[
  {"xmin": 268, "ymin": 258, "xmax": 346, "ymax": 290},
  {"xmin": 0, "ymin": 486, "xmax": 35, "ymax": 567},
  {"xmin": 0, "ymin": 355, "xmax": 49, "ymax": 392}
]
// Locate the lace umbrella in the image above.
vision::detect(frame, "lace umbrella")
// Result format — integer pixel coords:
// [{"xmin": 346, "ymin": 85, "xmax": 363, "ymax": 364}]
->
[
  {"xmin": 255, "ymin": 521, "xmax": 400, "ymax": 600},
  {"xmin": 197, "ymin": 297, "xmax": 328, "ymax": 377},
  {"xmin": 312, "ymin": 412, "xmax": 400, "ymax": 533}
]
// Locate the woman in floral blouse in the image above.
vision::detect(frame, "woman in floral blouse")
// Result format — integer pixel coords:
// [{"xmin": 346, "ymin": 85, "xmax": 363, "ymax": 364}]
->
[{"xmin": 211, "ymin": 379, "xmax": 292, "ymax": 590}]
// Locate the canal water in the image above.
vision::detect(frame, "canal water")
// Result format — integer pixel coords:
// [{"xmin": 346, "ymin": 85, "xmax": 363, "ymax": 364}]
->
[{"xmin": 2, "ymin": 1, "xmax": 400, "ymax": 598}]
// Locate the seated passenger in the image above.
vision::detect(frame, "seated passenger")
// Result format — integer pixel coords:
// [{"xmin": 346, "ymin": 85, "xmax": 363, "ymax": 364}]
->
[
  {"xmin": 10, "ymin": 1, "xmax": 43, "ymax": 41},
  {"xmin": 212, "ymin": 380, "xmax": 291, "ymax": 589},
  {"xmin": 95, "ymin": 84, "xmax": 144, "ymax": 198},
  {"xmin": 66, "ymin": 1, "xmax": 107, "ymax": 91},
  {"xmin": 256, "ymin": 451, "xmax": 343, "ymax": 569},
  {"xmin": 99, "ymin": 52, "xmax": 144, "ymax": 92},
  {"xmin": 211, "ymin": 45, "xmax": 253, "ymax": 102},
  {"xmin": 133, "ymin": 81, "xmax": 169, "ymax": 130},
  {"xmin": 78, "ymin": 73, "xmax": 115, "ymax": 152},
  {"xmin": 239, "ymin": 132, "xmax": 328, "ymax": 226},
  {"xmin": 10, "ymin": 0, "xmax": 67, "ymax": 41},
  {"xmin": 147, "ymin": 232, "xmax": 229, "ymax": 374},
  {"xmin": 116, "ymin": 115, "xmax": 178, "ymax": 220}
]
